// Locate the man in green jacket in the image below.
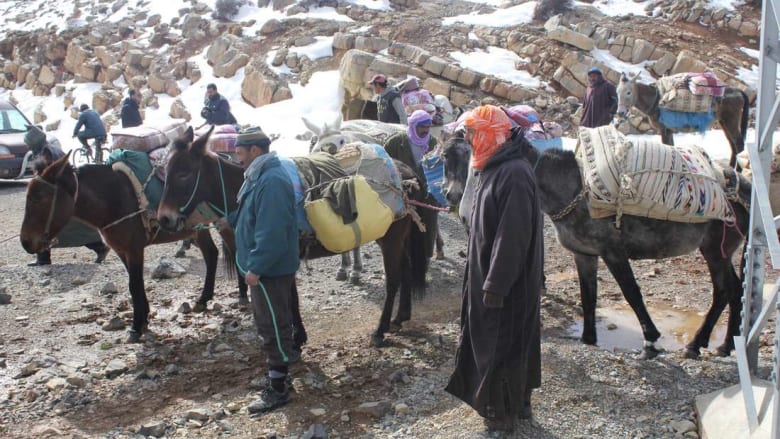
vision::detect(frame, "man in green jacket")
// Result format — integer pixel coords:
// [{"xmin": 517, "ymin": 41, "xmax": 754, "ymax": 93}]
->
[{"xmin": 230, "ymin": 127, "xmax": 300, "ymax": 415}]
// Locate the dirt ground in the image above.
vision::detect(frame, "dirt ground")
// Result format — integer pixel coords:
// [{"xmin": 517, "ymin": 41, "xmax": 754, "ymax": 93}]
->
[{"xmin": 0, "ymin": 172, "xmax": 775, "ymax": 438}]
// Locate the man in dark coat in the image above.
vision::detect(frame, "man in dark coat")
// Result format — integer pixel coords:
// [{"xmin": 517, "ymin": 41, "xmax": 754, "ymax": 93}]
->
[
  {"xmin": 201, "ymin": 83, "xmax": 237, "ymax": 126},
  {"xmin": 120, "ymin": 89, "xmax": 143, "ymax": 128},
  {"xmin": 580, "ymin": 66, "xmax": 618, "ymax": 128},
  {"xmin": 445, "ymin": 105, "xmax": 543, "ymax": 433}
]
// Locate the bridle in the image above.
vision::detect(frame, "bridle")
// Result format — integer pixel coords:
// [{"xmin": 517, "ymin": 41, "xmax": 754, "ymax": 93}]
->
[
  {"xmin": 32, "ymin": 166, "xmax": 78, "ymax": 249},
  {"xmin": 177, "ymin": 154, "xmax": 230, "ymax": 218}
]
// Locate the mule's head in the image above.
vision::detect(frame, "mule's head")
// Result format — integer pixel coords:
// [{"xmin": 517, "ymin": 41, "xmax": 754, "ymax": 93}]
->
[
  {"xmin": 615, "ymin": 72, "xmax": 639, "ymax": 120},
  {"xmin": 20, "ymin": 153, "xmax": 77, "ymax": 254},
  {"xmin": 441, "ymin": 132, "xmax": 471, "ymax": 209},
  {"xmin": 303, "ymin": 114, "xmax": 346, "ymax": 154},
  {"xmin": 157, "ymin": 125, "xmax": 214, "ymax": 232}
]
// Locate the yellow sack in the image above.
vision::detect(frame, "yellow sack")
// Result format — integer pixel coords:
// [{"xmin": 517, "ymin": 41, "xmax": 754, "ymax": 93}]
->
[{"xmin": 305, "ymin": 175, "xmax": 393, "ymax": 253}]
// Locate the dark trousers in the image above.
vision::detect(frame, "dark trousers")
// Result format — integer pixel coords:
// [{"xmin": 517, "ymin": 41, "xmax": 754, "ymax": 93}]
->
[{"xmin": 250, "ymin": 274, "xmax": 296, "ymax": 369}]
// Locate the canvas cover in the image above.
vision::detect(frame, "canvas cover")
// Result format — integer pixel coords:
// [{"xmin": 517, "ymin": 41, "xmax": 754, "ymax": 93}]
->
[{"xmin": 578, "ymin": 125, "xmax": 734, "ymax": 224}]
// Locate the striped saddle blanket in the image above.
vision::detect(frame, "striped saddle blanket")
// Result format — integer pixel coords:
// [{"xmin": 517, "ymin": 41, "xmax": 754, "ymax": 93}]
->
[{"xmin": 578, "ymin": 126, "xmax": 734, "ymax": 224}]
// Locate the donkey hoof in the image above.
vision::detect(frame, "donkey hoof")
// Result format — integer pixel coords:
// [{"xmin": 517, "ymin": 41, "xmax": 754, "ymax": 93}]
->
[
  {"xmin": 435, "ymin": 251, "xmax": 445, "ymax": 260},
  {"xmin": 715, "ymin": 345, "xmax": 733, "ymax": 357},
  {"xmin": 349, "ymin": 274, "xmax": 361, "ymax": 285},
  {"xmin": 126, "ymin": 330, "xmax": 142, "ymax": 344},
  {"xmin": 580, "ymin": 335, "xmax": 597, "ymax": 346},
  {"xmin": 237, "ymin": 296, "xmax": 249, "ymax": 306},
  {"xmin": 683, "ymin": 347, "xmax": 701, "ymax": 360},
  {"xmin": 638, "ymin": 345, "xmax": 662, "ymax": 360},
  {"xmin": 371, "ymin": 334, "xmax": 385, "ymax": 348},
  {"xmin": 389, "ymin": 321, "xmax": 403, "ymax": 333},
  {"xmin": 192, "ymin": 303, "xmax": 207, "ymax": 313},
  {"xmin": 336, "ymin": 270, "xmax": 348, "ymax": 282}
]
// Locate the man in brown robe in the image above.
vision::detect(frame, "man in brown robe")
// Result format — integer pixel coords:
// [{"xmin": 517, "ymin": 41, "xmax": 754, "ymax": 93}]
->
[
  {"xmin": 580, "ymin": 66, "xmax": 618, "ymax": 128},
  {"xmin": 445, "ymin": 105, "xmax": 543, "ymax": 433}
]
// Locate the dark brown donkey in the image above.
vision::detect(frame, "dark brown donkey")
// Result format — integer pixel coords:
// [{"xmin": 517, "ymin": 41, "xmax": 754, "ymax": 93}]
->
[
  {"xmin": 157, "ymin": 127, "xmax": 432, "ymax": 347},
  {"xmin": 20, "ymin": 154, "xmax": 244, "ymax": 343}
]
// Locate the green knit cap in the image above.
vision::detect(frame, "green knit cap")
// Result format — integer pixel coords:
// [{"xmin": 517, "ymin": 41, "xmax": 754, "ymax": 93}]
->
[{"xmin": 236, "ymin": 126, "xmax": 270, "ymax": 148}]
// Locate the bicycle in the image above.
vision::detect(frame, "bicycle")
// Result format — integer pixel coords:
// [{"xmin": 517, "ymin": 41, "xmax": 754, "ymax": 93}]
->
[{"xmin": 71, "ymin": 136, "xmax": 110, "ymax": 166}]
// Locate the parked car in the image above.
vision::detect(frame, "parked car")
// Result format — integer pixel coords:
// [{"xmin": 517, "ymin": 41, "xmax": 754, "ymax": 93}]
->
[{"xmin": 0, "ymin": 99, "xmax": 61, "ymax": 179}]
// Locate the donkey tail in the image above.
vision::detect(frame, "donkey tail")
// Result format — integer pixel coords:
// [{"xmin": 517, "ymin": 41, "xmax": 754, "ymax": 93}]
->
[
  {"xmin": 220, "ymin": 228, "xmax": 237, "ymax": 280},
  {"xmin": 407, "ymin": 215, "xmax": 429, "ymax": 300},
  {"xmin": 739, "ymin": 89, "xmax": 750, "ymax": 145}
]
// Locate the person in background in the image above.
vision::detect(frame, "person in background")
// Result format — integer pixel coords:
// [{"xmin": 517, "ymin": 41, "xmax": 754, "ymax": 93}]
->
[
  {"xmin": 120, "ymin": 89, "xmax": 143, "ymax": 128},
  {"xmin": 229, "ymin": 127, "xmax": 300, "ymax": 415},
  {"xmin": 72, "ymin": 104, "xmax": 107, "ymax": 157},
  {"xmin": 580, "ymin": 66, "xmax": 618, "ymax": 128},
  {"xmin": 399, "ymin": 76, "xmax": 435, "ymax": 116},
  {"xmin": 384, "ymin": 109, "xmax": 441, "ymax": 259},
  {"xmin": 201, "ymin": 83, "xmax": 237, "ymax": 126},
  {"xmin": 445, "ymin": 105, "xmax": 543, "ymax": 433},
  {"xmin": 369, "ymin": 74, "xmax": 407, "ymax": 125},
  {"xmin": 25, "ymin": 126, "xmax": 109, "ymax": 266}
]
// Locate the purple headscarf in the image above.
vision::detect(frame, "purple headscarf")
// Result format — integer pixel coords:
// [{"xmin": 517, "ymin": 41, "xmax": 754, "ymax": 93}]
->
[{"xmin": 408, "ymin": 110, "xmax": 432, "ymax": 162}]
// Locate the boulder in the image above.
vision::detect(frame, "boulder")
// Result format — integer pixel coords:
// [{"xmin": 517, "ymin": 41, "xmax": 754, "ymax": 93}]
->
[
  {"xmin": 169, "ymin": 98, "xmax": 191, "ymax": 121},
  {"xmin": 125, "ymin": 49, "xmax": 145, "ymax": 67},
  {"xmin": 37, "ymin": 65, "xmax": 57, "ymax": 87},
  {"xmin": 422, "ymin": 77, "xmax": 451, "ymax": 98},
  {"xmin": 547, "ymin": 27, "xmax": 595, "ymax": 51},
  {"xmin": 213, "ymin": 49, "xmax": 249, "ymax": 78},
  {"xmin": 457, "ymin": 69, "xmax": 482, "ymax": 88},
  {"xmin": 630, "ymin": 39, "xmax": 655, "ymax": 64},
  {"xmin": 333, "ymin": 32, "xmax": 356, "ymax": 50},
  {"xmin": 64, "ymin": 40, "xmax": 91, "ymax": 74},
  {"xmin": 441, "ymin": 64, "xmax": 463, "ymax": 82},
  {"xmin": 206, "ymin": 35, "xmax": 237, "ymax": 66},
  {"xmin": 553, "ymin": 65, "xmax": 586, "ymax": 98},
  {"xmin": 670, "ymin": 49, "xmax": 708, "ymax": 75},
  {"xmin": 242, "ymin": 67, "xmax": 278, "ymax": 107},
  {"xmin": 422, "ymin": 56, "xmax": 449, "ymax": 76},
  {"xmin": 339, "ymin": 49, "xmax": 376, "ymax": 99},
  {"xmin": 650, "ymin": 51, "xmax": 676, "ymax": 76}
]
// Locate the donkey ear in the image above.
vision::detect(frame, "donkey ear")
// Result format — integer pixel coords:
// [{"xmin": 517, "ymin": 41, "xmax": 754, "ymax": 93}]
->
[
  {"xmin": 620, "ymin": 72, "xmax": 628, "ymax": 82},
  {"xmin": 301, "ymin": 116, "xmax": 321, "ymax": 136},
  {"xmin": 184, "ymin": 126, "xmax": 194, "ymax": 143},
  {"xmin": 332, "ymin": 112, "xmax": 342, "ymax": 130},
  {"xmin": 190, "ymin": 125, "xmax": 214, "ymax": 156},
  {"xmin": 44, "ymin": 152, "xmax": 71, "ymax": 178}
]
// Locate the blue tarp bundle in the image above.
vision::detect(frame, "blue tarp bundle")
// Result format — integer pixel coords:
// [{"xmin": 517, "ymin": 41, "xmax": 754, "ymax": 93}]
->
[{"xmin": 658, "ymin": 108, "xmax": 715, "ymax": 133}]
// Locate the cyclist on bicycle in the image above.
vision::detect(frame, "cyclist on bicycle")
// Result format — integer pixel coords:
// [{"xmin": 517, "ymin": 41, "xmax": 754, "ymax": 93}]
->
[{"xmin": 72, "ymin": 104, "xmax": 107, "ymax": 158}]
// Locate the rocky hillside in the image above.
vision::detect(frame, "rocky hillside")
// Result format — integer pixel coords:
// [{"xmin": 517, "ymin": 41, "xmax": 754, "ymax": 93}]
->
[{"xmin": 0, "ymin": 0, "xmax": 762, "ymax": 135}]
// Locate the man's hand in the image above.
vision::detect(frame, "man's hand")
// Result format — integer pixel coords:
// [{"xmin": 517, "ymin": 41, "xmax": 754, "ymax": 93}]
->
[
  {"xmin": 482, "ymin": 291, "xmax": 504, "ymax": 309},
  {"xmin": 245, "ymin": 271, "xmax": 259, "ymax": 287}
]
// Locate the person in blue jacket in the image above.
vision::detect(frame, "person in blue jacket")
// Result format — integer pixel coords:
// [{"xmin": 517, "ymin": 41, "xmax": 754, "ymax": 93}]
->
[
  {"xmin": 229, "ymin": 127, "xmax": 300, "ymax": 415},
  {"xmin": 201, "ymin": 83, "xmax": 237, "ymax": 126},
  {"xmin": 72, "ymin": 104, "xmax": 107, "ymax": 153}
]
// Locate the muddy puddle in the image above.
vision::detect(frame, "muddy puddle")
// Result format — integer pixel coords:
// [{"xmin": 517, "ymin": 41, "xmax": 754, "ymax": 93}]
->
[{"xmin": 568, "ymin": 304, "xmax": 728, "ymax": 352}]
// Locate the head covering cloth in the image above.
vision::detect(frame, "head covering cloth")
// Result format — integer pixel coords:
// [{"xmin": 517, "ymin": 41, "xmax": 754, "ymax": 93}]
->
[{"xmin": 463, "ymin": 105, "xmax": 512, "ymax": 169}]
